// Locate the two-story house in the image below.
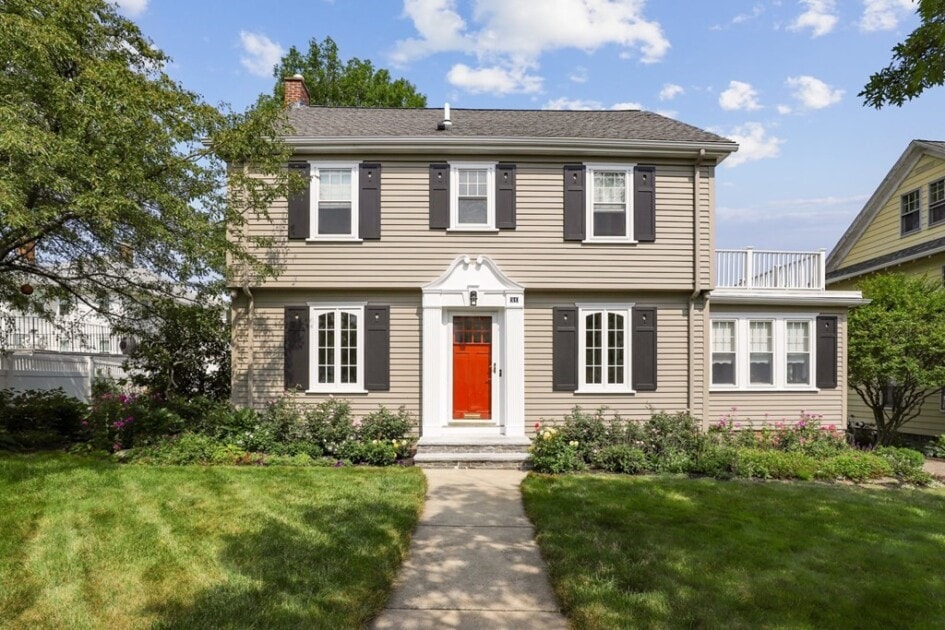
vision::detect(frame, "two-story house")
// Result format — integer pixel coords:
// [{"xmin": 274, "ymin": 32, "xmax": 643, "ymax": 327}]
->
[
  {"xmin": 827, "ymin": 139, "xmax": 945, "ymax": 438},
  {"xmin": 229, "ymin": 76, "xmax": 864, "ymax": 465}
]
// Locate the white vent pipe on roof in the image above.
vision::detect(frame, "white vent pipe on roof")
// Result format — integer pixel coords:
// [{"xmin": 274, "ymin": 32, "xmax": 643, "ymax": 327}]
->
[{"xmin": 438, "ymin": 103, "xmax": 452, "ymax": 130}]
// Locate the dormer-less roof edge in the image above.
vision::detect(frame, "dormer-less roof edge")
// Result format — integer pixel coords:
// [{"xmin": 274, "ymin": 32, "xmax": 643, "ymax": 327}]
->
[
  {"xmin": 283, "ymin": 136, "xmax": 739, "ymax": 161},
  {"xmin": 826, "ymin": 139, "xmax": 945, "ymax": 271}
]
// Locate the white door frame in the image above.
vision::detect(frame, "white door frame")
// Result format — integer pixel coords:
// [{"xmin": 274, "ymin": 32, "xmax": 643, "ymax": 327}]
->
[{"xmin": 421, "ymin": 255, "xmax": 525, "ymax": 438}]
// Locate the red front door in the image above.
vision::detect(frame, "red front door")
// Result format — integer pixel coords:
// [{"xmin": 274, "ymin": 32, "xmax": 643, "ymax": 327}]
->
[{"xmin": 452, "ymin": 316, "xmax": 492, "ymax": 420}]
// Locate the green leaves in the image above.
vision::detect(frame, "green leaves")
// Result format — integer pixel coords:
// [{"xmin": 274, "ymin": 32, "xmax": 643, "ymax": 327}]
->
[
  {"xmin": 272, "ymin": 36, "xmax": 427, "ymax": 108},
  {"xmin": 0, "ymin": 0, "xmax": 292, "ymax": 319},
  {"xmin": 860, "ymin": 0, "xmax": 945, "ymax": 108}
]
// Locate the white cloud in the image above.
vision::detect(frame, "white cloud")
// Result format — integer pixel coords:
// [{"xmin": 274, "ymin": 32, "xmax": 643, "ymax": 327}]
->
[
  {"xmin": 777, "ymin": 104, "xmax": 793, "ymax": 114},
  {"xmin": 542, "ymin": 98, "xmax": 642, "ymax": 110},
  {"xmin": 569, "ymin": 66, "xmax": 588, "ymax": 83},
  {"xmin": 786, "ymin": 75, "xmax": 844, "ymax": 109},
  {"xmin": 447, "ymin": 63, "xmax": 542, "ymax": 94},
  {"xmin": 732, "ymin": 4, "xmax": 764, "ymax": 24},
  {"xmin": 719, "ymin": 80, "xmax": 762, "ymax": 111},
  {"xmin": 723, "ymin": 122, "xmax": 784, "ymax": 167},
  {"xmin": 659, "ymin": 83, "xmax": 684, "ymax": 101},
  {"xmin": 788, "ymin": 0, "xmax": 838, "ymax": 37},
  {"xmin": 718, "ymin": 194, "xmax": 868, "ymax": 222},
  {"xmin": 859, "ymin": 0, "xmax": 916, "ymax": 32},
  {"xmin": 393, "ymin": 0, "xmax": 670, "ymax": 95},
  {"xmin": 239, "ymin": 31, "xmax": 285, "ymax": 78},
  {"xmin": 654, "ymin": 109, "xmax": 678, "ymax": 118},
  {"xmin": 113, "ymin": 0, "xmax": 147, "ymax": 16}
]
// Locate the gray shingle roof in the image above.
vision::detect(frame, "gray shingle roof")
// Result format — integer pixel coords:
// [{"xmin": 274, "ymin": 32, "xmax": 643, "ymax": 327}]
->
[
  {"xmin": 285, "ymin": 107, "xmax": 733, "ymax": 145},
  {"xmin": 826, "ymin": 235, "xmax": 945, "ymax": 281}
]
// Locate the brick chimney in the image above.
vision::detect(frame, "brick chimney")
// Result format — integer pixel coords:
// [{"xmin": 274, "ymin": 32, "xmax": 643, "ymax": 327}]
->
[{"xmin": 284, "ymin": 73, "xmax": 310, "ymax": 108}]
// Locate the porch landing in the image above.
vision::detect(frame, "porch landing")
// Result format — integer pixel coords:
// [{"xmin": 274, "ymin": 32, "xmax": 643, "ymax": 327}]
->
[{"xmin": 413, "ymin": 436, "xmax": 531, "ymax": 469}]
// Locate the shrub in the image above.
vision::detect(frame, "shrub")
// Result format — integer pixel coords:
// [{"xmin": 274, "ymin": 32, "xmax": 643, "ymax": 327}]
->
[
  {"xmin": 339, "ymin": 440, "xmax": 397, "ymax": 466},
  {"xmin": 732, "ymin": 448, "xmax": 818, "ymax": 481},
  {"xmin": 0, "ymin": 388, "xmax": 88, "ymax": 448},
  {"xmin": 557, "ymin": 407, "xmax": 612, "ymax": 461},
  {"xmin": 818, "ymin": 451, "xmax": 893, "ymax": 483},
  {"xmin": 263, "ymin": 453, "xmax": 315, "ymax": 467},
  {"xmin": 593, "ymin": 444, "xmax": 648, "ymax": 474},
  {"xmin": 644, "ymin": 412, "xmax": 704, "ymax": 472},
  {"xmin": 302, "ymin": 398, "xmax": 356, "ymax": 455},
  {"xmin": 530, "ymin": 427, "xmax": 586, "ymax": 474},
  {"xmin": 130, "ymin": 433, "xmax": 252, "ymax": 465},
  {"xmin": 359, "ymin": 406, "xmax": 412, "ymax": 441},
  {"xmin": 689, "ymin": 445, "xmax": 738, "ymax": 479},
  {"xmin": 875, "ymin": 446, "xmax": 932, "ymax": 485},
  {"xmin": 924, "ymin": 435, "xmax": 945, "ymax": 458}
]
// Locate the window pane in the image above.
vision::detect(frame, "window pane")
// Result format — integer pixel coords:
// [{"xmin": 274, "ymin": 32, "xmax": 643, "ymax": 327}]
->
[
  {"xmin": 607, "ymin": 312, "xmax": 625, "ymax": 384},
  {"xmin": 319, "ymin": 169, "xmax": 351, "ymax": 201},
  {"xmin": 318, "ymin": 202, "xmax": 352, "ymax": 235},
  {"xmin": 711, "ymin": 321, "xmax": 736, "ymax": 385},
  {"xmin": 593, "ymin": 210, "xmax": 627, "ymax": 237},
  {"xmin": 786, "ymin": 321, "xmax": 810, "ymax": 384},
  {"xmin": 318, "ymin": 312, "xmax": 335, "ymax": 384},
  {"xmin": 749, "ymin": 321, "xmax": 773, "ymax": 384},
  {"xmin": 458, "ymin": 169, "xmax": 488, "ymax": 197},
  {"xmin": 593, "ymin": 171, "xmax": 626, "ymax": 204},
  {"xmin": 931, "ymin": 180, "xmax": 945, "ymax": 225},
  {"xmin": 901, "ymin": 190, "xmax": 920, "ymax": 234},
  {"xmin": 340, "ymin": 312, "xmax": 358, "ymax": 384},
  {"xmin": 458, "ymin": 198, "xmax": 488, "ymax": 224},
  {"xmin": 585, "ymin": 312, "xmax": 602, "ymax": 384}
]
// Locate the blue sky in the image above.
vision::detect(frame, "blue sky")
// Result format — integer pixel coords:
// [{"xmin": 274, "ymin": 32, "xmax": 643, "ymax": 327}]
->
[{"xmin": 116, "ymin": 0, "xmax": 944, "ymax": 253}]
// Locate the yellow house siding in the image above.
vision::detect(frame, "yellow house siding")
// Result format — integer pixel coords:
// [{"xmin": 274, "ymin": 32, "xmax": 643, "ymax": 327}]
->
[
  {"xmin": 707, "ymin": 305, "xmax": 848, "ymax": 428},
  {"xmin": 840, "ymin": 155, "xmax": 945, "ymax": 268},
  {"xmin": 242, "ymin": 160, "xmax": 710, "ymax": 291}
]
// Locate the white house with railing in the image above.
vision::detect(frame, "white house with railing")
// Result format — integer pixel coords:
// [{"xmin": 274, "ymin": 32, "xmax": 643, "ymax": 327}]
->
[{"xmin": 0, "ymin": 303, "xmax": 128, "ymax": 401}]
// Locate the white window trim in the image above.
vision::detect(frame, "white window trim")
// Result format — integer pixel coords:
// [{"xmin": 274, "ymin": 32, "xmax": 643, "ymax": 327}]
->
[
  {"xmin": 448, "ymin": 162, "xmax": 497, "ymax": 231},
  {"xmin": 900, "ymin": 187, "xmax": 921, "ymax": 236},
  {"xmin": 307, "ymin": 161, "xmax": 361, "ymax": 242},
  {"xmin": 576, "ymin": 302, "xmax": 635, "ymax": 394},
  {"xmin": 710, "ymin": 314, "xmax": 818, "ymax": 392},
  {"xmin": 307, "ymin": 302, "xmax": 366, "ymax": 394},
  {"xmin": 929, "ymin": 178, "xmax": 945, "ymax": 227},
  {"xmin": 584, "ymin": 163, "xmax": 637, "ymax": 244}
]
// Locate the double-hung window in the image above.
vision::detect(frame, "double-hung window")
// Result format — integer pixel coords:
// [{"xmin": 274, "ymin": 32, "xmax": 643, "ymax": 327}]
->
[
  {"xmin": 930, "ymin": 178, "xmax": 945, "ymax": 227},
  {"xmin": 450, "ymin": 162, "xmax": 495, "ymax": 230},
  {"xmin": 577, "ymin": 304, "xmax": 633, "ymax": 392},
  {"xmin": 711, "ymin": 317, "xmax": 815, "ymax": 389},
  {"xmin": 310, "ymin": 162, "xmax": 359, "ymax": 240},
  {"xmin": 586, "ymin": 164, "xmax": 634, "ymax": 242},
  {"xmin": 900, "ymin": 189, "xmax": 920, "ymax": 236},
  {"xmin": 310, "ymin": 304, "xmax": 364, "ymax": 392}
]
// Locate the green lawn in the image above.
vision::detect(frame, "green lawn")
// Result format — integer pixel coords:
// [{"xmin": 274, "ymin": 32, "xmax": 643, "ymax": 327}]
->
[
  {"xmin": 0, "ymin": 453, "xmax": 425, "ymax": 629},
  {"xmin": 523, "ymin": 474, "xmax": 945, "ymax": 629}
]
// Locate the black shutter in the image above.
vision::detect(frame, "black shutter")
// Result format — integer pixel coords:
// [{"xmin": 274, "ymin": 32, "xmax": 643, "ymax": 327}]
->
[
  {"xmin": 365, "ymin": 305, "xmax": 390, "ymax": 391},
  {"xmin": 359, "ymin": 163, "xmax": 381, "ymax": 240},
  {"xmin": 816, "ymin": 316, "xmax": 838, "ymax": 389},
  {"xmin": 632, "ymin": 307, "xmax": 657, "ymax": 391},
  {"xmin": 496, "ymin": 163, "xmax": 517, "ymax": 229},
  {"xmin": 288, "ymin": 162, "xmax": 310, "ymax": 239},
  {"xmin": 634, "ymin": 166, "xmax": 655, "ymax": 242},
  {"xmin": 563, "ymin": 165, "xmax": 585, "ymax": 241},
  {"xmin": 284, "ymin": 307, "xmax": 309, "ymax": 390},
  {"xmin": 553, "ymin": 306, "xmax": 578, "ymax": 391},
  {"xmin": 429, "ymin": 163, "xmax": 449, "ymax": 229}
]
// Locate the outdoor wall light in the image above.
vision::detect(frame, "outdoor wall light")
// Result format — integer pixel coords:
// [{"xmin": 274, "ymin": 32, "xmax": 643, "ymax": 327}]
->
[{"xmin": 469, "ymin": 290, "xmax": 478, "ymax": 307}]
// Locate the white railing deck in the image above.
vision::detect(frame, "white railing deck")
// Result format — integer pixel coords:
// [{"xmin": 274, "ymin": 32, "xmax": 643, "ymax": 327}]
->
[
  {"xmin": 715, "ymin": 248, "xmax": 826, "ymax": 291},
  {"xmin": 1, "ymin": 315, "xmax": 123, "ymax": 355}
]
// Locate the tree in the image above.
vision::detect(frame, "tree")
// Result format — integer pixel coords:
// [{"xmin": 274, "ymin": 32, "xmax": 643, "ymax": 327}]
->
[
  {"xmin": 116, "ymin": 300, "xmax": 231, "ymax": 401},
  {"xmin": 0, "ymin": 0, "xmax": 294, "ymax": 322},
  {"xmin": 860, "ymin": 0, "xmax": 945, "ymax": 108},
  {"xmin": 272, "ymin": 37, "xmax": 427, "ymax": 107},
  {"xmin": 848, "ymin": 273, "xmax": 945, "ymax": 444}
]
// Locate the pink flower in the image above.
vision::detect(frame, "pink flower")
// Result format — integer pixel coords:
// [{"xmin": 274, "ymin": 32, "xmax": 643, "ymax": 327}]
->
[
  {"xmin": 352, "ymin": 418, "xmax": 362, "ymax": 428},
  {"xmin": 534, "ymin": 422, "xmax": 541, "ymax": 430},
  {"xmin": 81, "ymin": 420, "xmax": 89, "ymax": 427}
]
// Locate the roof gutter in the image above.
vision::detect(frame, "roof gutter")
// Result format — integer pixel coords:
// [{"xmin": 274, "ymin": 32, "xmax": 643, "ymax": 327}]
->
[{"xmin": 283, "ymin": 136, "xmax": 738, "ymax": 161}]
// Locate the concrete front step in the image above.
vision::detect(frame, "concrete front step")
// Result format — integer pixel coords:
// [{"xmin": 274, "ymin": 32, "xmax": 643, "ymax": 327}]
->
[
  {"xmin": 416, "ymin": 436, "xmax": 531, "ymax": 453},
  {"xmin": 413, "ymin": 452, "xmax": 531, "ymax": 469}
]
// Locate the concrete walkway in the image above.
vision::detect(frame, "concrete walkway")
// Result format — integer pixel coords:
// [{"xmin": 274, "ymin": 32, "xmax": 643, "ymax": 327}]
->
[{"xmin": 371, "ymin": 469, "xmax": 568, "ymax": 629}]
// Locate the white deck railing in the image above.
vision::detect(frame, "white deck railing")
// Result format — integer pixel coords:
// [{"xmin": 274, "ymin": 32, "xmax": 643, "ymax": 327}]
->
[
  {"xmin": 1, "ymin": 315, "xmax": 123, "ymax": 355},
  {"xmin": 715, "ymin": 248, "xmax": 826, "ymax": 291}
]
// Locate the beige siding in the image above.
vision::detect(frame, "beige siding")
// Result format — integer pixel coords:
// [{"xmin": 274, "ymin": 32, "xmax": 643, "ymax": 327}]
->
[
  {"xmin": 698, "ymin": 166, "xmax": 713, "ymax": 289},
  {"xmin": 707, "ymin": 305, "xmax": 848, "ymax": 429},
  {"xmin": 231, "ymin": 290, "xmax": 423, "ymax": 431},
  {"xmin": 242, "ymin": 159, "xmax": 711, "ymax": 291},
  {"xmin": 846, "ymin": 387, "xmax": 945, "ymax": 437},
  {"xmin": 524, "ymin": 292, "xmax": 697, "ymax": 426},
  {"xmin": 829, "ymin": 253, "xmax": 945, "ymax": 291},
  {"xmin": 840, "ymin": 154, "xmax": 945, "ymax": 267}
]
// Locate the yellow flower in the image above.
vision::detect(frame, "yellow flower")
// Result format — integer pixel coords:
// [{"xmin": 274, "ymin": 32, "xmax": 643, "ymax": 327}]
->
[
  {"xmin": 569, "ymin": 440, "xmax": 579, "ymax": 447},
  {"xmin": 542, "ymin": 432, "xmax": 552, "ymax": 441}
]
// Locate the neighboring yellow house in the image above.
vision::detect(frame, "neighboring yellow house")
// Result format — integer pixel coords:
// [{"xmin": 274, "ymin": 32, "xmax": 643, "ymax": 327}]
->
[{"xmin": 826, "ymin": 139, "xmax": 945, "ymax": 437}]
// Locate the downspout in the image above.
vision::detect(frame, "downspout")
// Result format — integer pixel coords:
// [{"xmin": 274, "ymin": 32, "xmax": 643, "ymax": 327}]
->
[
  {"xmin": 242, "ymin": 284, "xmax": 255, "ymax": 409},
  {"xmin": 688, "ymin": 148, "xmax": 706, "ymax": 415}
]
